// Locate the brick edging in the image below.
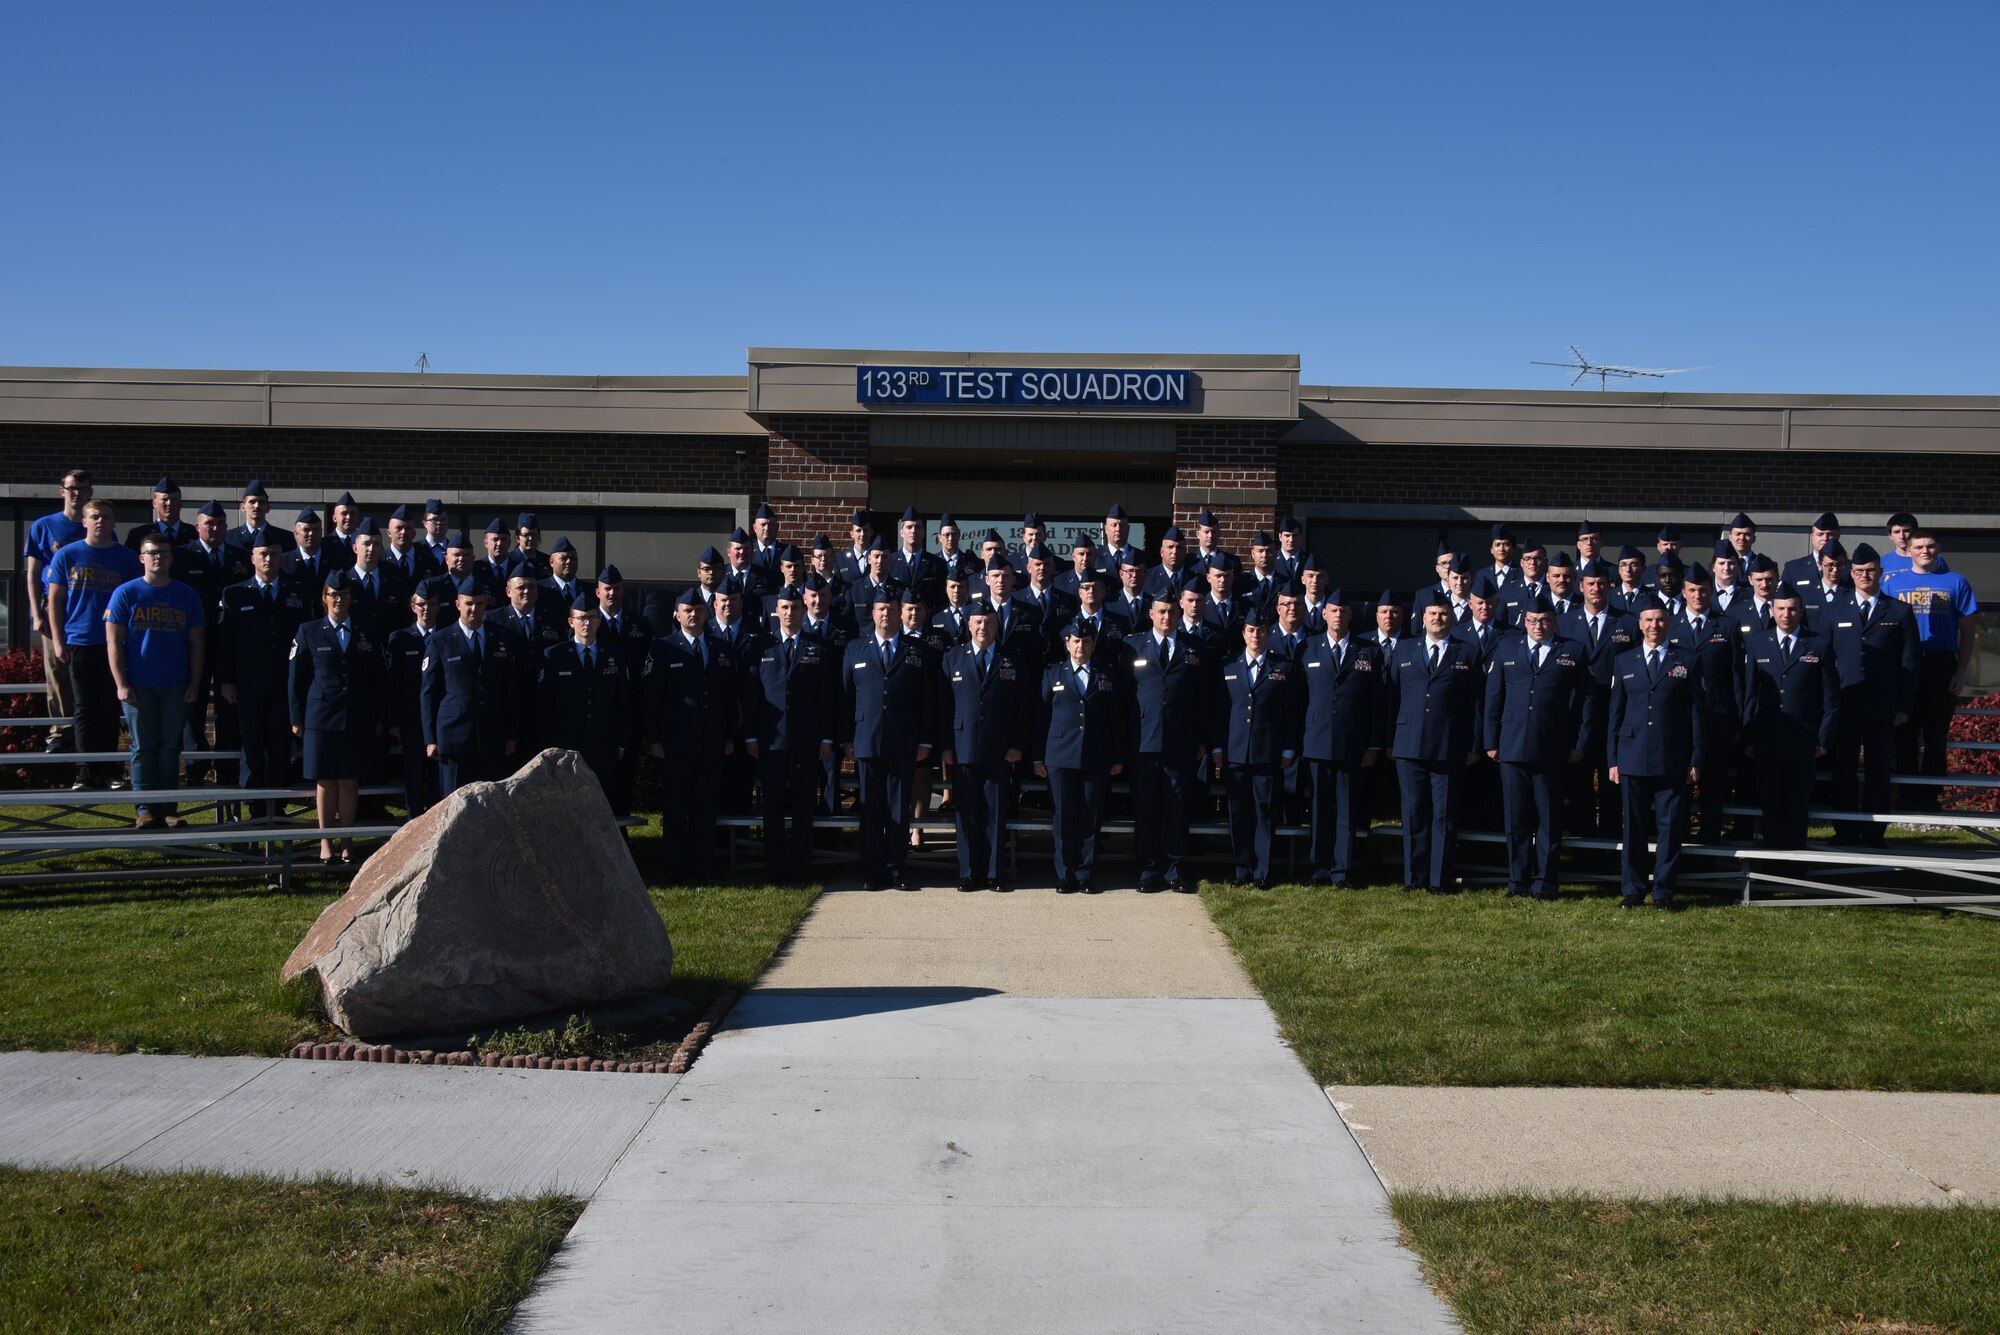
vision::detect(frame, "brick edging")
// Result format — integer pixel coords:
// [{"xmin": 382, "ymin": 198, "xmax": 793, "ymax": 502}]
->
[{"xmin": 283, "ymin": 990, "xmax": 740, "ymax": 1076}]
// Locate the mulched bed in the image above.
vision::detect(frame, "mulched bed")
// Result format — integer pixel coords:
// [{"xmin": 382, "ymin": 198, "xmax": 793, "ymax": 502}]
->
[{"xmin": 284, "ymin": 990, "xmax": 737, "ymax": 1075}]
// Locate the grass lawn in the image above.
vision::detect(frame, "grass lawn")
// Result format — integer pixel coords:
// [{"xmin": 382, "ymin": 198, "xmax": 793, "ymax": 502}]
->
[
  {"xmin": 1201, "ymin": 880, "xmax": 2000, "ymax": 1090},
  {"xmin": 0, "ymin": 1166, "xmax": 579, "ymax": 1334},
  {"xmin": 1397, "ymin": 1193, "xmax": 2000, "ymax": 1334},
  {"xmin": 0, "ymin": 813, "xmax": 817, "ymax": 1054}
]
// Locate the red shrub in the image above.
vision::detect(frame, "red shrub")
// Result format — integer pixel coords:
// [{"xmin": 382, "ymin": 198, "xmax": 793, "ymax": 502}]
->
[
  {"xmin": 0, "ymin": 648, "xmax": 55, "ymax": 790},
  {"xmin": 1944, "ymin": 691, "xmax": 2000, "ymax": 812}
]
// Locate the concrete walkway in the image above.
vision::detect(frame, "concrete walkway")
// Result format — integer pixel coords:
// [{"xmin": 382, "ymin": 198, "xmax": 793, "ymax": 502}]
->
[
  {"xmin": 0, "ymin": 1050, "xmax": 674, "ymax": 1198},
  {"xmin": 1329, "ymin": 1085, "xmax": 2000, "ymax": 1206},
  {"xmin": 510, "ymin": 885, "xmax": 1461, "ymax": 1333}
]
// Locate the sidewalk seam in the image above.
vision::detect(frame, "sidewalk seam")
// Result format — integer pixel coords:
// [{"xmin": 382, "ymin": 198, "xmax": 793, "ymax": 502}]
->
[
  {"xmin": 1784, "ymin": 1091, "xmax": 1961, "ymax": 1199},
  {"xmin": 104, "ymin": 1058, "xmax": 283, "ymax": 1171},
  {"xmin": 1323, "ymin": 1088, "xmax": 1397, "ymax": 1197}
]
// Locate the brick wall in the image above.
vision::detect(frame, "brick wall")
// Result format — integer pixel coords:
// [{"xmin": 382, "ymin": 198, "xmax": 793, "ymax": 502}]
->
[
  {"xmin": 764, "ymin": 414, "xmax": 870, "ymax": 541},
  {"xmin": 1173, "ymin": 422, "xmax": 1285, "ymax": 552},
  {"xmin": 0, "ymin": 422, "xmax": 761, "ymax": 500},
  {"xmin": 1278, "ymin": 441, "xmax": 2000, "ymax": 515}
]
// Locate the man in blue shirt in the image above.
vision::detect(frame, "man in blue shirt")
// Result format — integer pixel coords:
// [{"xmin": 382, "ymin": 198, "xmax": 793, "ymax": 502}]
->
[
  {"xmin": 1883, "ymin": 530, "xmax": 1978, "ymax": 783},
  {"xmin": 105, "ymin": 534, "xmax": 206, "ymax": 827},
  {"xmin": 45, "ymin": 499, "xmax": 143, "ymax": 789},
  {"xmin": 21, "ymin": 467, "xmax": 91, "ymax": 753}
]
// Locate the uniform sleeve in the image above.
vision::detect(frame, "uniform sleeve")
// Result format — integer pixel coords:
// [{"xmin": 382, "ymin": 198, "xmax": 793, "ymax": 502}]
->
[
  {"xmin": 1481, "ymin": 650, "xmax": 1506, "ymax": 752},
  {"xmin": 420, "ymin": 633, "xmax": 444, "ymax": 749},
  {"xmin": 737, "ymin": 643, "xmax": 764, "ymax": 745},
  {"xmin": 1606, "ymin": 666, "xmax": 1628, "ymax": 772},
  {"xmin": 1569, "ymin": 646, "xmax": 1597, "ymax": 756},
  {"xmin": 288, "ymin": 627, "xmax": 313, "ymax": 729},
  {"xmin": 1737, "ymin": 651, "xmax": 1758, "ymax": 733},
  {"xmin": 1031, "ymin": 665, "xmax": 1055, "ymax": 764},
  {"xmin": 1378, "ymin": 653, "xmax": 1400, "ymax": 754},
  {"xmin": 836, "ymin": 648, "xmax": 857, "ymax": 748},
  {"xmin": 1895, "ymin": 611, "xmax": 1919, "ymax": 718},
  {"xmin": 538, "ymin": 647, "xmax": 559, "ymax": 746}
]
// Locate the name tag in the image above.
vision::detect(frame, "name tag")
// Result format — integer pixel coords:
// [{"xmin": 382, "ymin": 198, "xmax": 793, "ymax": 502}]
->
[
  {"xmin": 558, "ymin": 670, "xmax": 573, "ymax": 677},
  {"xmin": 1756, "ymin": 657, "xmax": 1772, "ymax": 664},
  {"xmin": 1307, "ymin": 661, "xmax": 1322, "ymax": 669},
  {"xmin": 1132, "ymin": 658, "xmax": 1148, "ymax": 667},
  {"xmin": 1053, "ymin": 683, "xmax": 1066, "ymax": 692},
  {"xmin": 1621, "ymin": 672, "xmax": 1635, "ymax": 680},
  {"xmin": 1837, "ymin": 622, "xmax": 1854, "ymax": 629},
  {"xmin": 951, "ymin": 672, "xmax": 963, "ymax": 681}
]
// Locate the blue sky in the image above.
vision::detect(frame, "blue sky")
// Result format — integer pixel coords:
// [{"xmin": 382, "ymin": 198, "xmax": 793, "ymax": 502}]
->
[{"xmin": 3, "ymin": 2, "xmax": 1993, "ymax": 392}]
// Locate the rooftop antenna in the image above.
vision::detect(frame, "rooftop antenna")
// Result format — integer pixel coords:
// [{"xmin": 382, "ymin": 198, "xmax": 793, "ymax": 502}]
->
[
  {"xmin": 415, "ymin": 352, "xmax": 430, "ymax": 377},
  {"xmin": 1531, "ymin": 345, "xmax": 1705, "ymax": 390}
]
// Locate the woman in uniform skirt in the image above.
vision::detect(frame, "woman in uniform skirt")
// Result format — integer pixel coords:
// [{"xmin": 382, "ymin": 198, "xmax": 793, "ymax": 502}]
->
[{"xmin": 289, "ymin": 569, "xmax": 386, "ymax": 864}]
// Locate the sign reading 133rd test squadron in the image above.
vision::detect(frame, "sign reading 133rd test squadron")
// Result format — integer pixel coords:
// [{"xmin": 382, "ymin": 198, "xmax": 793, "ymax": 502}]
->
[{"xmin": 857, "ymin": 366, "xmax": 1193, "ymax": 409}]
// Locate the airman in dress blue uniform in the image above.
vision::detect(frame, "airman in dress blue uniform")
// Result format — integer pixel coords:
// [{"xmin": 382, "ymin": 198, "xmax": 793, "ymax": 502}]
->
[
  {"xmin": 289, "ymin": 568, "xmax": 384, "ymax": 862},
  {"xmin": 1212, "ymin": 606, "xmax": 1299, "ymax": 889},
  {"xmin": 594, "ymin": 564, "xmax": 653, "ymax": 818},
  {"xmin": 225, "ymin": 480, "xmax": 296, "ymax": 555},
  {"xmin": 1668, "ymin": 562, "xmax": 1744, "ymax": 843},
  {"xmin": 1741, "ymin": 586, "xmax": 1840, "ymax": 849},
  {"xmin": 1035, "ymin": 617, "xmax": 1128, "ymax": 892},
  {"xmin": 1560, "ymin": 562, "xmax": 1638, "ymax": 837},
  {"xmin": 1782, "ymin": 512, "xmax": 1844, "ymax": 588},
  {"xmin": 1818, "ymin": 544, "xmax": 1918, "ymax": 846},
  {"xmin": 1386, "ymin": 589, "xmax": 1484, "ymax": 892},
  {"xmin": 385, "ymin": 584, "xmax": 440, "ymax": 815},
  {"xmin": 538, "ymin": 592, "xmax": 632, "ymax": 813},
  {"xmin": 420, "ymin": 575, "xmax": 520, "ymax": 798},
  {"xmin": 1298, "ymin": 598, "xmax": 1385, "ymax": 887},
  {"xmin": 1124, "ymin": 593, "xmax": 1210, "ymax": 891},
  {"xmin": 645, "ymin": 588, "xmax": 739, "ymax": 883},
  {"xmin": 215, "ymin": 535, "xmax": 309, "ymax": 788},
  {"xmin": 1607, "ymin": 605, "xmax": 1705, "ymax": 906},
  {"xmin": 174, "ymin": 500, "xmax": 250, "ymax": 780},
  {"xmin": 841, "ymin": 586, "xmax": 937, "ymax": 890},
  {"xmin": 1483, "ymin": 593, "xmax": 1592, "ymax": 900},
  {"xmin": 940, "ymin": 599, "xmax": 1032, "ymax": 891},
  {"xmin": 888, "ymin": 506, "xmax": 948, "ymax": 611},
  {"xmin": 125, "ymin": 476, "xmax": 196, "ymax": 552}
]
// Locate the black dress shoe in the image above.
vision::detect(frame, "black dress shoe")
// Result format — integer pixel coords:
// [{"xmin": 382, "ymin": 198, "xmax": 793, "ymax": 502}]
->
[
  {"xmin": 988, "ymin": 880, "xmax": 1012, "ymax": 893},
  {"xmin": 1136, "ymin": 876, "xmax": 1163, "ymax": 893},
  {"xmin": 1167, "ymin": 877, "xmax": 1195, "ymax": 893},
  {"xmin": 1254, "ymin": 878, "xmax": 1273, "ymax": 892},
  {"xmin": 1533, "ymin": 890, "xmax": 1559, "ymax": 902},
  {"xmin": 862, "ymin": 877, "xmax": 890, "ymax": 891},
  {"xmin": 894, "ymin": 874, "xmax": 920, "ymax": 891},
  {"xmin": 1619, "ymin": 895, "xmax": 1642, "ymax": 909},
  {"xmin": 1057, "ymin": 877, "xmax": 1079, "ymax": 894},
  {"xmin": 1308, "ymin": 871, "xmax": 1336, "ymax": 886},
  {"xmin": 1232, "ymin": 872, "xmax": 1254, "ymax": 887},
  {"xmin": 1652, "ymin": 897, "xmax": 1681, "ymax": 911},
  {"xmin": 1081, "ymin": 879, "xmax": 1100, "ymax": 894},
  {"xmin": 958, "ymin": 878, "xmax": 983, "ymax": 892}
]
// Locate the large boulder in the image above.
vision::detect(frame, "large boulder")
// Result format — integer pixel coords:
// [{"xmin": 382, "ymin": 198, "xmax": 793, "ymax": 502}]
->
[{"xmin": 283, "ymin": 749, "xmax": 672, "ymax": 1038}]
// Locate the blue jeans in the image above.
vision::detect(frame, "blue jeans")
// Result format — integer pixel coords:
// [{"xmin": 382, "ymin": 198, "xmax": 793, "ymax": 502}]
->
[{"xmin": 123, "ymin": 684, "xmax": 190, "ymax": 818}]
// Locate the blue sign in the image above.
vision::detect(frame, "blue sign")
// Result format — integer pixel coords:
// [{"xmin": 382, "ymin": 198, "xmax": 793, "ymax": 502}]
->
[{"xmin": 858, "ymin": 365, "xmax": 1193, "ymax": 409}]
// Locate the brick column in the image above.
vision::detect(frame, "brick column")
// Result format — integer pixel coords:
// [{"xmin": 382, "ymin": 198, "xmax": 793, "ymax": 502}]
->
[
  {"xmin": 1173, "ymin": 423, "xmax": 1285, "ymax": 553},
  {"xmin": 762, "ymin": 414, "xmax": 870, "ymax": 542}
]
